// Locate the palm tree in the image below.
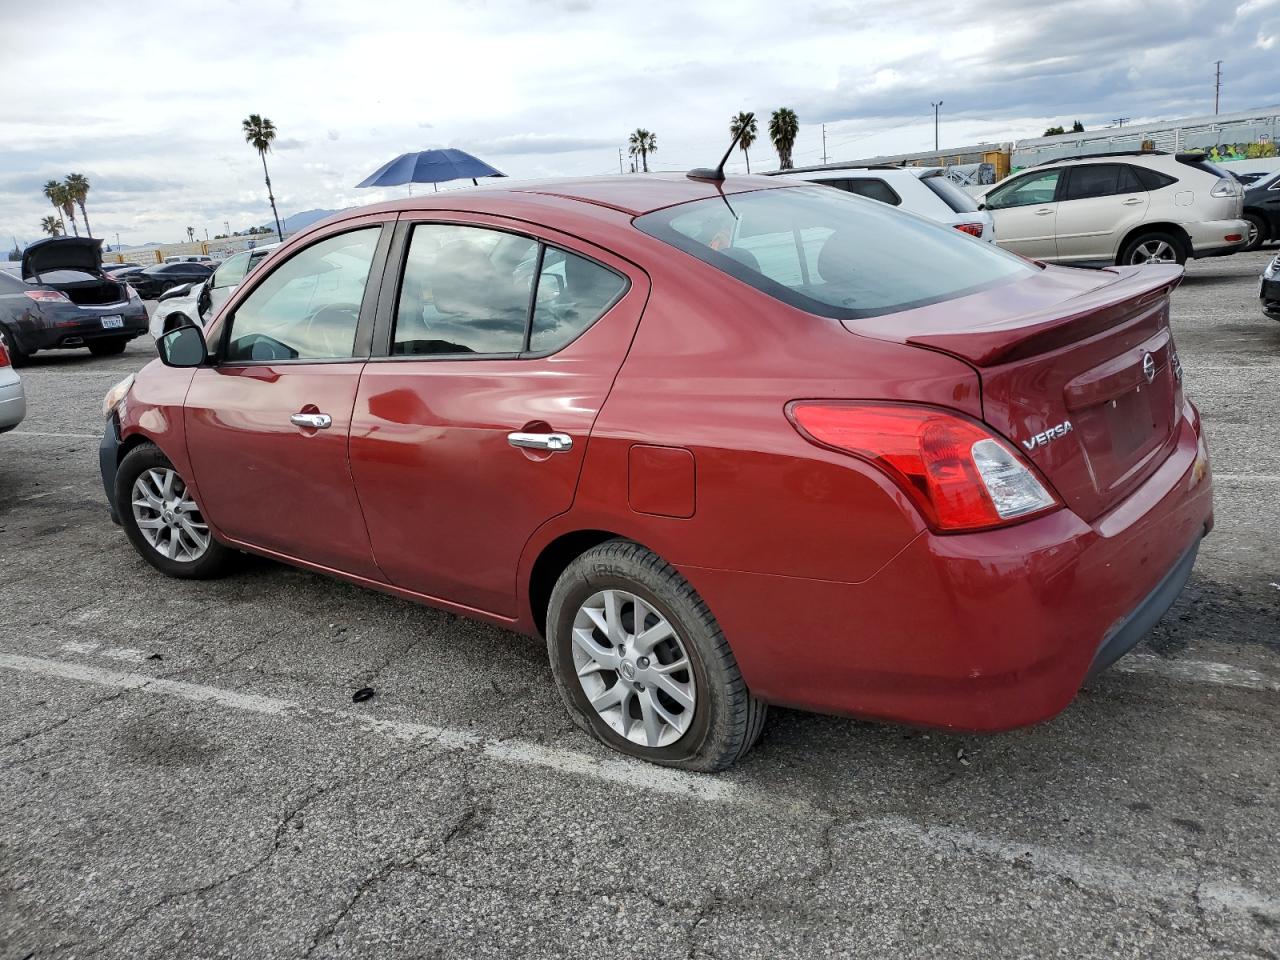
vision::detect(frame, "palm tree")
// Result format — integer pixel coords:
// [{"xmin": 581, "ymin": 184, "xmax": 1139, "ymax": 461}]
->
[
  {"xmin": 186, "ymin": 226, "xmax": 195, "ymax": 243},
  {"xmin": 55, "ymin": 184, "xmax": 79, "ymax": 237},
  {"xmin": 730, "ymin": 112, "xmax": 759, "ymax": 174},
  {"xmin": 769, "ymin": 108, "xmax": 799, "ymax": 171},
  {"xmin": 242, "ymin": 114, "xmax": 284, "ymax": 241},
  {"xmin": 628, "ymin": 129, "xmax": 657, "ymax": 173},
  {"xmin": 64, "ymin": 173, "xmax": 93, "ymax": 238},
  {"xmin": 42, "ymin": 180, "xmax": 63, "ymax": 227},
  {"xmin": 40, "ymin": 215, "xmax": 63, "ymax": 237}
]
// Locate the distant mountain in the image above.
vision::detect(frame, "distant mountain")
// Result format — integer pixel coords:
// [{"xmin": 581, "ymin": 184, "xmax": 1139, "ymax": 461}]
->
[{"xmin": 262, "ymin": 208, "xmax": 344, "ymax": 234}]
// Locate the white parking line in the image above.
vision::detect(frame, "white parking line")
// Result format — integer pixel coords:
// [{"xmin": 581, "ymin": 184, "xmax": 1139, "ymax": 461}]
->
[
  {"xmin": 1, "ymin": 652, "xmax": 1276, "ymax": 920},
  {"xmin": 8, "ymin": 431, "xmax": 100, "ymax": 440},
  {"xmin": 1116, "ymin": 654, "xmax": 1280, "ymax": 692}
]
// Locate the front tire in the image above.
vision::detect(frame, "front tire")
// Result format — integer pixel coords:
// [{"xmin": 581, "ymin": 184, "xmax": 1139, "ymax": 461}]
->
[
  {"xmin": 115, "ymin": 443, "xmax": 233, "ymax": 579},
  {"xmin": 546, "ymin": 539, "xmax": 766, "ymax": 771},
  {"xmin": 1242, "ymin": 214, "xmax": 1267, "ymax": 252},
  {"xmin": 0, "ymin": 325, "xmax": 30, "ymax": 367},
  {"xmin": 1120, "ymin": 231, "xmax": 1186, "ymax": 266},
  {"xmin": 88, "ymin": 338, "xmax": 129, "ymax": 357}
]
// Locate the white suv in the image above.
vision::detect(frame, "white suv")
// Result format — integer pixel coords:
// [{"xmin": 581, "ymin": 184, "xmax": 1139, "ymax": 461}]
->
[
  {"xmin": 776, "ymin": 166, "xmax": 996, "ymax": 241},
  {"xmin": 979, "ymin": 151, "xmax": 1246, "ymax": 266}
]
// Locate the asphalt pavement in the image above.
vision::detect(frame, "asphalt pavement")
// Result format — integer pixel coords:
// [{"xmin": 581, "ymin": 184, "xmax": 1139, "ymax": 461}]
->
[{"xmin": 2, "ymin": 252, "xmax": 1278, "ymax": 959}]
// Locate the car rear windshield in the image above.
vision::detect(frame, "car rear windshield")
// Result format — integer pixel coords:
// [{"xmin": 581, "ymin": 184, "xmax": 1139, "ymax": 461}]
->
[
  {"xmin": 634, "ymin": 186, "xmax": 1033, "ymax": 319},
  {"xmin": 920, "ymin": 174, "xmax": 981, "ymax": 213},
  {"xmin": 1176, "ymin": 153, "xmax": 1233, "ymax": 179}
]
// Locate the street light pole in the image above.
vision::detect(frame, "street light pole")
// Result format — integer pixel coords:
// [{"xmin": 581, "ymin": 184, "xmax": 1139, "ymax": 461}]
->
[{"xmin": 931, "ymin": 101, "xmax": 943, "ymax": 152}]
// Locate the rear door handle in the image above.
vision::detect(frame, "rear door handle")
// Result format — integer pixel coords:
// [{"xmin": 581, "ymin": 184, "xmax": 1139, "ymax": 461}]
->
[
  {"xmin": 1122, "ymin": 198, "xmax": 1144, "ymax": 206},
  {"xmin": 290, "ymin": 413, "xmax": 332, "ymax": 429},
  {"xmin": 507, "ymin": 431, "xmax": 573, "ymax": 452}
]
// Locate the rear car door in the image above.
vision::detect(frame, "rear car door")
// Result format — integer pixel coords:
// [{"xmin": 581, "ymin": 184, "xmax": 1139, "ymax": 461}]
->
[
  {"xmin": 1054, "ymin": 164, "xmax": 1149, "ymax": 263},
  {"xmin": 348, "ymin": 214, "xmax": 648, "ymax": 617},
  {"xmin": 184, "ymin": 217, "xmax": 393, "ymax": 577},
  {"xmin": 984, "ymin": 169, "xmax": 1063, "ymax": 260}
]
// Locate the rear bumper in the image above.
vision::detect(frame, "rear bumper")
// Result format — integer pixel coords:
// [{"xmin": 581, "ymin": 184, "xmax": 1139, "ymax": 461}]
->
[
  {"xmin": 1185, "ymin": 218, "xmax": 1249, "ymax": 257},
  {"xmin": 0, "ymin": 376, "xmax": 26, "ymax": 433},
  {"xmin": 681, "ymin": 402, "xmax": 1214, "ymax": 732},
  {"xmin": 25, "ymin": 303, "xmax": 149, "ymax": 351}
]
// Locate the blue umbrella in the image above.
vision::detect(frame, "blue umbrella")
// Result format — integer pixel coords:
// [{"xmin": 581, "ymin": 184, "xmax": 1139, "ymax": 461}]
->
[{"xmin": 356, "ymin": 148, "xmax": 505, "ymax": 192}]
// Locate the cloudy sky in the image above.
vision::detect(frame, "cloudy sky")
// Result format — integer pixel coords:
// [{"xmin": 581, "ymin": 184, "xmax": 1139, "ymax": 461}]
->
[{"xmin": 2, "ymin": 0, "xmax": 1277, "ymax": 249}]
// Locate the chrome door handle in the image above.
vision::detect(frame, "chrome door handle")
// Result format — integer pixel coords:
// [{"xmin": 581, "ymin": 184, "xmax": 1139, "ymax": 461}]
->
[
  {"xmin": 290, "ymin": 413, "xmax": 332, "ymax": 429},
  {"xmin": 1122, "ymin": 197, "xmax": 1143, "ymax": 206},
  {"xmin": 1035, "ymin": 208, "xmax": 1054, "ymax": 216},
  {"xmin": 507, "ymin": 431, "xmax": 573, "ymax": 452}
]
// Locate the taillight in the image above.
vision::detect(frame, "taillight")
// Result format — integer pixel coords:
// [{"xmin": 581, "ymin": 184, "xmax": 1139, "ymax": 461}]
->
[
  {"xmin": 953, "ymin": 222, "xmax": 984, "ymax": 237},
  {"xmin": 24, "ymin": 290, "xmax": 70, "ymax": 303},
  {"xmin": 1210, "ymin": 177, "xmax": 1240, "ymax": 198},
  {"xmin": 0, "ymin": 341, "xmax": 9, "ymax": 367},
  {"xmin": 788, "ymin": 402, "xmax": 1061, "ymax": 533}
]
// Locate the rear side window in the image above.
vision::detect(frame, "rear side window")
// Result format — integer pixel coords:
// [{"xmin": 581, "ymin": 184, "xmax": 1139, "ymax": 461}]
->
[
  {"xmin": 635, "ymin": 186, "xmax": 1034, "ymax": 320},
  {"xmin": 920, "ymin": 174, "xmax": 980, "ymax": 213},
  {"xmin": 815, "ymin": 178, "xmax": 901, "ymax": 206},
  {"xmin": 1062, "ymin": 164, "xmax": 1144, "ymax": 200},
  {"xmin": 1132, "ymin": 166, "xmax": 1177, "ymax": 190},
  {"xmin": 393, "ymin": 224, "xmax": 628, "ymax": 357}
]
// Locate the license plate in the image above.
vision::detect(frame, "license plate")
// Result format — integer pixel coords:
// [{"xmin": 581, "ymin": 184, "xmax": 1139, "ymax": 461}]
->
[{"xmin": 100, "ymin": 315, "xmax": 124, "ymax": 329}]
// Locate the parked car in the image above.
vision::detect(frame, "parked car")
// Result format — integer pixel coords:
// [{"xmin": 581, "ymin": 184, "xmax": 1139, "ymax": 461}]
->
[
  {"xmin": 163, "ymin": 255, "xmax": 216, "ymax": 264},
  {"xmin": 150, "ymin": 243, "xmax": 280, "ymax": 339},
  {"xmin": 129, "ymin": 261, "xmax": 215, "ymax": 300},
  {"xmin": 1233, "ymin": 171, "xmax": 1272, "ymax": 187},
  {"xmin": 0, "ymin": 238, "xmax": 149, "ymax": 364},
  {"xmin": 979, "ymin": 150, "xmax": 1247, "ymax": 266},
  {"xmin": 776, "ymin": 165, "xmax": 996, "ymax": 241},
  {"xmin": 0, "ymin": 335, "xmax": 26, "ymax": 433},
  {"xmin": 1242, "ymin": 170, "xmax": 1280, "ymax": 251},
  {"xmin": 1261, "ymin": 252, "xmax": 1280, "ymax": 319},
  {"xmin": 99, "ymin": 175, "xmax": 1213, "ymax": 771}
]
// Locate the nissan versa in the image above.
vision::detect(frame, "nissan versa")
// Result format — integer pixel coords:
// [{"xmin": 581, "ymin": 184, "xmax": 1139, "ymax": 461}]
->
[{"xmin": 98, "ymin": 174, "xmax": 1214, "ymax": 771}]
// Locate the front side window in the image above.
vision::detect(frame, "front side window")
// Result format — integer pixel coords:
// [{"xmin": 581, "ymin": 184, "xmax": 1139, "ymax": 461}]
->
[
  {"xmin": 224, "ymin": 227, "xmax": 380, "ymax": 363},
  {"xmin": 985, "ymin": 170, "xmax": 1062, "ymax": 209},
  {"xmin": 393, "ymin": 224, "xmax": 628, "ymax": 356},
  {"xmin": 636, "ymin": 186, "xmax": 1034, "ymax": 320},
  {"xmin": 211, "ymin": 252, "xmax": 250, "ymax": 289}
]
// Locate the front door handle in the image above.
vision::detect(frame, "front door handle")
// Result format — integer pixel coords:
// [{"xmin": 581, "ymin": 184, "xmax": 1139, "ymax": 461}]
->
[
  {"xmin": 291, "ymin": 412, "xmax": 332, "ymax": 429},
  {"xmin": 507, "ymin": 431, "xmax": 573, "ymax": 452},
  {"xmin": 1035, "ymin": 208, "xmax": 1054, "ymax": 216}
]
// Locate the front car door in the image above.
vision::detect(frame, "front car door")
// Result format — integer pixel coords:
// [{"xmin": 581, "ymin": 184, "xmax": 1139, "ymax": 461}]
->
[
  {"xmin": 348, "ymin": 215, "xmax": 648, "ymax": 617},
  {"xmin": 184, "ymin": 216, "xmax": 393, "ymax": 578},
  {"xmin": 1053, "ymin": 163, "xmax": 1149, "ymax": 264},
  {"xmin": 984, "ymin": 168, "xmax": 1063, "ymax": 260}
]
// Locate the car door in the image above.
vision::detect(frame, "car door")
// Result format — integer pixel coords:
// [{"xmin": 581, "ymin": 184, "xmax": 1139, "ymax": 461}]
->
[
  {"xmin": 1054, "ymin": 164, "xmax": 1149, "ymax": 263},
  {"xmin": 200, "ymin": 251, "xmax": 252, "ymax": 323},
  {"xmin": 983, "ymin": 168, "xmax": 1063, "ymax": 260},
  {"xmin": 184, "ymin": 216, "xmax": 393, "ymax": 577},
  {"xmin": 348, "ymin": 215, "xmax": 648, "ymax": 617}
]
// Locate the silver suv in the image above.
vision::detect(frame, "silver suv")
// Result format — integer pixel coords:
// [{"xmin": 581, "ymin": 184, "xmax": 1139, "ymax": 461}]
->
[{"xmin": 979, "ymin": 151, "xmax": 1247, "ymax": 266}]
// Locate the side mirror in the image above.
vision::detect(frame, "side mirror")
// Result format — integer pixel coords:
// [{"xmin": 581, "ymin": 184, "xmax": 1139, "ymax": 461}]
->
[
  {"xmin": 158, "ymin": 325, "xmax": 209, "ymax": 368},
  {"xmin": 976, "ymin": 202, "xmax": 987, "ymax": 211}
]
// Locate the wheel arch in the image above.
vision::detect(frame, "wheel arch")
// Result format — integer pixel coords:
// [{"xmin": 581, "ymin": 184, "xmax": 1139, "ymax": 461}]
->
[
  {"xmin": 1115, "ymin": 222, "xmax": 1191, "ymax": 264},
  {"xmin": 527, "ymin": 528, "xmax": 635, "ymax": 637}
]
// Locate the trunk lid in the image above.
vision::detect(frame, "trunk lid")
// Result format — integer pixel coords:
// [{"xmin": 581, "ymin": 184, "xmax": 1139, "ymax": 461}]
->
[
  {"xmin": 22, "ymin": 237, "xmax": 104, "ymax": 280},
  {"xmin": 849, "ymin": 263, "xmax": 1185, "ymax": 521}
]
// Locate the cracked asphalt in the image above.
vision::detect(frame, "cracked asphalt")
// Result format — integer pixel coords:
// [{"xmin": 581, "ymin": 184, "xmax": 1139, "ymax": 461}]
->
[{"xmin": 2, "ymin": 250, "xmax": 1279, "ymax": 959}]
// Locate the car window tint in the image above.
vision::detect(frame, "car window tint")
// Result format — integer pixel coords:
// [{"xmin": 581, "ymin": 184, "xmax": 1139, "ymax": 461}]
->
[
  {"xmin": 225, "ymin": 227, "xmax": 379, "ymax": 362},
  {"xmin": 212, "ymin": 252, "xmax": 250, "ymax": 289},
  {"xmin": 844, "ymin": 178, "xmax": 900, "ymax": 205},
  {"xmin": 393, "ymin": 225, "xmax": 537, "ymax": 356},
  {"xmin": 920, "ymin": 174, "xmax": 981, "ymax": 213},
  {"xmin": 636, "ymin": 186, "xmax": 1034, "ymax": 320},
  {"xmin": 1132, "ymin": 167, "xmax": 1177, "ymax": 191},
  {"xmin": 1064, "ymin": 165, "xmax": 1125, "ymax": 200},
  {"xmin": 530, "ymin": 248, "xmax": 628, "ymax": 353},
  {"xmin": 985, "ymin": 170, "xmax": 1061, "ymax": 209}
]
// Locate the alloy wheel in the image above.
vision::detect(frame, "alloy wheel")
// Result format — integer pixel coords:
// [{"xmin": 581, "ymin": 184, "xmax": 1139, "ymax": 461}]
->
[
  {"xmin": 571, "ymin": 589, "xmax": 697, "ymax": 748},
  {"xmin": 1130, "ymin": 239, "xmax": 1178, "ymax": 264},
  {"xmin": 1247, "ymin": 220, "xmax": 1261, "ymax": 248},
  {"xmin": 130, "ymin": 468, "xmax": 210, "ymax": 562}
]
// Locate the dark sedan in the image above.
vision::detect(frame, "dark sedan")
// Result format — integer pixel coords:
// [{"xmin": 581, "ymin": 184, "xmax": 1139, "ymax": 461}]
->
[
  {"xmin": 1262, "ymin": 252, "xmax": 1280, "ymax": 319},
  {"xmin": 129, "ymin": 261, "xmax": 215, "ymax": 300},
  {"xmin": 1243, "ymin": 170, "xmax": 1280, "ymax": 251},
  {"xmin": 0, "ymin": 238, "xmax": 149, "ymax": 364}
]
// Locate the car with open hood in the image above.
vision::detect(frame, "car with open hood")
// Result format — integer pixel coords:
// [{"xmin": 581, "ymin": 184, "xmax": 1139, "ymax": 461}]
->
[
  {"xmin": 0, "ymin": 238, "xmax": 148, "ymax": 365},
  {"xmin": 99, "ymin": 174, "xmax": 1213, "ymax": 771}
]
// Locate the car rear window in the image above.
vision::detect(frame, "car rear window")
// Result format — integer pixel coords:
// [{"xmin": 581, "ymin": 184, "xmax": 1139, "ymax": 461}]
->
[
  {"xmin": 1176, "ymin": 153, "xmax": 1233, "ymax": 180},
  {"xmin": 920, "ymin": 174, "xmax": 981, "ymax": 213},
  {"xmin": 634, "ymin": 186, "xmax": 1034, "ymax": 320}
]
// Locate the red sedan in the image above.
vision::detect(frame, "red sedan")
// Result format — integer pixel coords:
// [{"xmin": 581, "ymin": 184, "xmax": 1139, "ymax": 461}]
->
[{"xmin": 99, "ymin": 174, "xmax": 1213, "ymax": 770}]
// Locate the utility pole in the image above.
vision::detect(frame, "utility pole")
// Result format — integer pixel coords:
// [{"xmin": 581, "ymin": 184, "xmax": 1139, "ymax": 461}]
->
[
  {"xmin": 1112, "ymin": 118, "xmax": 1130, "ymax": 128},
  {"xmin": 1214, "ymin": 60, "xmax": 1223, "ymax": 114},
  {"xmin": 224, "ymin": 220, "xmax": 230, "ymax": 236},
  {"xmin": 931, "ymin": 101, "xmax": 943, "ymax": 152},
  {"xmin": 821, "ymin": 123, "xmax": 829, "ymax": 165},
  {"xmin": 619, "ymin": 148, "xmax": 624, "ymax": 175}
]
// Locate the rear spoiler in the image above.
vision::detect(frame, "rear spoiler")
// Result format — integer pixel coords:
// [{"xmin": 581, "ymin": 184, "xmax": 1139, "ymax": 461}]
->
[{"xmin": 904, "ymin": 266, "xmax": 1183, "ymax": 367}]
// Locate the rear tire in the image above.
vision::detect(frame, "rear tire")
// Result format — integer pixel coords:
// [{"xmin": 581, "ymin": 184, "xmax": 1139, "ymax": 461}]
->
[
  {"xmin": 1242, "ymin": 214, "xmax": 1267, "ymax": 252},
  {"xmin": 88, "ymin": 338, "xmax": 129, "ymax": 357},
  {"xmin": 546, "ymin": 539, "xmax": 766, "ymax": 771},
  {"xmin": 1119, "ymin": 231, "xmax": 1186, "ymax": 266},
  {"xmin": 115, "ymin": 443, "xmax": 233, "ymax": 579},
  {"xmin": 0, "ymin": 325, "xmax": 30, "ymax": 367}
]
